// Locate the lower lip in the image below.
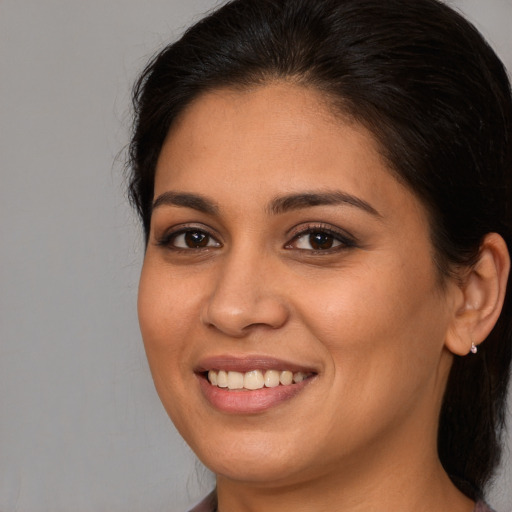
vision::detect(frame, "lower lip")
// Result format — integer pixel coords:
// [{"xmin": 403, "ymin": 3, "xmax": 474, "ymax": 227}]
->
[{"xmin": 197, "ymin": 375, "xmax": 314, "ymax": 414}]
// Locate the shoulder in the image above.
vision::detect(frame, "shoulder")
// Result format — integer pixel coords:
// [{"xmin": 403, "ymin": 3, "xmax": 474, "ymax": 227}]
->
[{"xmin": 187, "ymin": 492, "xmax": 216, "ymax": 512}]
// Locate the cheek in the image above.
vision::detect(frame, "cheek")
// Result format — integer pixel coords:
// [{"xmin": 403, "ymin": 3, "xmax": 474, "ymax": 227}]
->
[
  {"xmin": 295, "ymin": 257, "xmax": 446, "ymax": 388},
  {"xmin": 138, "ymin": 257, "xmax": 199, "ymax": 335},
  {"xmin": 137, "ymin": 263, "xmax": 200, "ymax": 425},
  {"xmin": 295, "ymin": 278, "xmax": 446, "ymax": 451},
  {"xmin": 137, "ymin": 261, "xmax": 196, "ymax": 379}
]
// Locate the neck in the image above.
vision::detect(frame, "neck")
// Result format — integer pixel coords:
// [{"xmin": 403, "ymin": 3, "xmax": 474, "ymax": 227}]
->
[
  {"xmin": 215, "ymin": 414, "xmax": 474, "ymax": 512},
  {"xmin": 216, "ymin": 459, "xmax": 473, "ymax": 512}
]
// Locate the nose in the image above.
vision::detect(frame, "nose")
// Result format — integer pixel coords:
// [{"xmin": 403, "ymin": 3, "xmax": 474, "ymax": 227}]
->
[{"xmin": 200, "ymin": 252, "xmax": 290, "ymax": 337}]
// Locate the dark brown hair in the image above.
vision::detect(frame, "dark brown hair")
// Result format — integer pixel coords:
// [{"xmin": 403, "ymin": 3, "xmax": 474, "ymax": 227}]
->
[{"xmin": 128, "ymin": 0, "xmax": 512, "ymax": 500}]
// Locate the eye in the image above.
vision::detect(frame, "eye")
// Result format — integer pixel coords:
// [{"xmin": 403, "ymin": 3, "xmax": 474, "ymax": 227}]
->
[
  {"xmin": 294, "ymin": 232, "xmax": 342, "ymax": 250},
  {"xmin": 286, "ymin": 225, "xmax": 356, "ymax": 252},
  {"xmin": 161, "ymin": 229, "xmax": 221, "ymax": 249}
]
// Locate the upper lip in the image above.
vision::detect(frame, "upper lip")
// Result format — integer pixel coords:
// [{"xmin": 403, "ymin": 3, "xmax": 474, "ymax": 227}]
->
[{"xmin": 195, "ymin": 355, "xmax": 318, "ymax": 374}]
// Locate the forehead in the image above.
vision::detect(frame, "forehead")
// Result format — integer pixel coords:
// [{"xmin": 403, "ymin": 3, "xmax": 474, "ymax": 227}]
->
[
  {"xmin": 170, "ymin": 81, "xmax": 345, "ymax": 135},
  {"xmin": 155, "ymin": 82, "xmax": 391, "ymax": 195}
]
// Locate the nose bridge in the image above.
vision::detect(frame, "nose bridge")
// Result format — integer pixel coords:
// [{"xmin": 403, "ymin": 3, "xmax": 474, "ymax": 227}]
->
[{"xmin": 200, "ymin": 244, "xmax": 289, "ymax": 336}]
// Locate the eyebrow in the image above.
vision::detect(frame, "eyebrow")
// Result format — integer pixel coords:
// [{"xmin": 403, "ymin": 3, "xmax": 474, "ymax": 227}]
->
[
  {"xmin": 268, "ymin": 191, "xmax": 381, "ymax": 217},
  {"xmin": 152, "ymin": 190, "xmax": 380, "ymax": 217},
  {"xmin": 152, "ymin": 191, "xmax": 219, "ymax": 215}
]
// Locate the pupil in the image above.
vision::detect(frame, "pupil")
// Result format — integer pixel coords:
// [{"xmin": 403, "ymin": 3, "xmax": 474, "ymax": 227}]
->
[
  {"xmin": 185, "ymin": 231, "xmax": 208, "ymax": 247},
  {"xmin": 309, "ymin": 232, "xmax": 333, "ymax": 250}
]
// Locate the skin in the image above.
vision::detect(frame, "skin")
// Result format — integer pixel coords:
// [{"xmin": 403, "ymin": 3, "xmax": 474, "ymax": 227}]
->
[{"xmin": 138, "ymin": 83, "xmax": 477, "ymax": 511}]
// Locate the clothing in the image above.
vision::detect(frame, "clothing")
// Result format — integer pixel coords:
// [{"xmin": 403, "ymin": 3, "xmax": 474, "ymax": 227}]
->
[
  {"xmin": 474, "ymin": 501, "xmax": 496, "ymax": 512},
  {"xmin": 188, "ymin": 492, "xmax": 215, "ymax": 512},
  {"xmin": 188, "ymin": 493, "xmax": 495, "ymax": 512}
]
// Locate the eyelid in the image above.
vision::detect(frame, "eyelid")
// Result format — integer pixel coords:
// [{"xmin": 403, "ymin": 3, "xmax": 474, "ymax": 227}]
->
[
  {"xmin": 285, "ymin": 223, "xmax": 357, "ymax": 250},
  {"xmin": 155, "ymin": 223, "xmax": 222, "ymax": 249}
]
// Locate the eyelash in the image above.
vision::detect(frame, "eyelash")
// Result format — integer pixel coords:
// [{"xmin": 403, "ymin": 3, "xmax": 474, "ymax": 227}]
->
[
  {"xmin": 156, "ymin": 223, "xmax": 357, "ymax": 254},
  {"xmin": 286, "ymin": 223, "xmax": 357, "ymax": 253},
  {"xmin": 156, "ymin": 226, "xmax": 222, "ymax": 251}
]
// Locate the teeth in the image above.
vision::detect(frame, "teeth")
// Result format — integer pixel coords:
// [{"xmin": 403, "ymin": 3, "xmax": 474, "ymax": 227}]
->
[
  {"xmin": 227, "ymin": 371, "xmax": 244, "ymax": 389},
  {"xmin": 264, "ymin": 370, "xmax": 280, "ymax": 388},
  {"xmin": 208, "ymin": 370, "xmax": 217, "ymax": 386},
  {"xmin": 217, "ymin": 370, "xmax": 228, "ymax": 388},
  {"xmin": 293, "ymin": 371, "xmax": 305, "ymax": 383},
  {"xmin": 279, "ymin": 370, "xmax": 293, "ymax": 385},
  {"xmin": 207, "ymin": 369, "xmax": 311, "ymax": 390},
  {"xmin": 244, "ymin": 370, "xmax": 264, "ymax": 390}
]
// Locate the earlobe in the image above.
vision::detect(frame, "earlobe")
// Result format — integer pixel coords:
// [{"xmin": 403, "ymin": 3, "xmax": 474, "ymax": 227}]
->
[{"xmin": 445, "ymin": 233, "xmax": 510, "ymax": 356}]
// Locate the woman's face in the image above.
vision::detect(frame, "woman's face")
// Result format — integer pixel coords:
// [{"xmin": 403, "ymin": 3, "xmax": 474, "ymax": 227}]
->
[{"xmin": 138, "ymin": 83, "xmax": 458, "ymax": 486}]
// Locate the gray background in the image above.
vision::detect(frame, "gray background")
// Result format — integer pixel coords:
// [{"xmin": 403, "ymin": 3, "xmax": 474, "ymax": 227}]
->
[{"xmin": 0, "ymin": 1, "xmax": 511, "ymax": 511}]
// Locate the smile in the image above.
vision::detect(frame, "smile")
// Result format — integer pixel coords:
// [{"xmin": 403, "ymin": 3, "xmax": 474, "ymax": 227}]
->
[
  {"xmin": 196, "ymin": 357, "xmax": 318, "ymax": 413},
  {"xmin": 207, "ymin": 369, "xmax": 313, "ymax": 390}
]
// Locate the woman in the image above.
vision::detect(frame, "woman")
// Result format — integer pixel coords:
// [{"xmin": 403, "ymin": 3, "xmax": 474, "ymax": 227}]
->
[{"xmin": 128, "ymin": 0, "xmax": 512, "ymax": 510}]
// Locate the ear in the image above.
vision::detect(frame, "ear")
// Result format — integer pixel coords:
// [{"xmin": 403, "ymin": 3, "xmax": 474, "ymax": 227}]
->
[{"xmin": 445, "ymin": 233, "xmax": 510, "ymax": 356}]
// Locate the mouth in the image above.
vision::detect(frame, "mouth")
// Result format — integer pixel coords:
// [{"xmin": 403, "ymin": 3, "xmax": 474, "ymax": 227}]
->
[
  {"xmin": 205, "ymin": 369, "xmax": 314, "ymax": 390},
  {"xmin": 195, "ymin": 356, "xmax": 318, "ymax": 414}
]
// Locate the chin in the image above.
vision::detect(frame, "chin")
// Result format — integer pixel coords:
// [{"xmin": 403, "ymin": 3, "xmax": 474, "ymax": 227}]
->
[
  {"xmin": 185, "ymin": 428, "xmax": 307, "ymax": 484},
  {"xmin": 206, "ymin": 453, "xmax": 306, "ymax": 486}
]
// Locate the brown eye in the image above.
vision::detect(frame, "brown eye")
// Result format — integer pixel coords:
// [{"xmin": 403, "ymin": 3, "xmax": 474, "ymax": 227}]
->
[
  {"xmin": 184, "ymin": 231, "xmax": 209, "ymax": 247},
  {"xmin": 171, "ymin": 230, "xmax": 221, "ymax": 249},
  {"xmin": 292, "ymin": 231, "xmax": 343, "ymax": 251},
  {"xmin": 308, "ymin": 232, "xmax": 335, "ymax": 250}
]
